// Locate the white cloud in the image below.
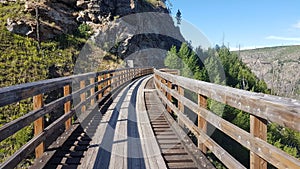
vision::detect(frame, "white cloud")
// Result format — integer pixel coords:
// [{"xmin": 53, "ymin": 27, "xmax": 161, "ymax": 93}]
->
[
  {"xmin": 266, "ymin": 36, "xmax": 300, "ymax": 41},
  {"xmin": 293, "ymin": 21, "xmax": 300, "ymax": 29}
]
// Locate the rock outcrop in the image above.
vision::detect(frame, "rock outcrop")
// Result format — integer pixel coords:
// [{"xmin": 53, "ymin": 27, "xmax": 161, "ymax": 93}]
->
[
  {"xmin": 6, "ymin": 0, "xmax": 185, "ymax": 68},
  {"xmin": 6, "ymin": 0, "xmax": 169, "ymax": 40}
]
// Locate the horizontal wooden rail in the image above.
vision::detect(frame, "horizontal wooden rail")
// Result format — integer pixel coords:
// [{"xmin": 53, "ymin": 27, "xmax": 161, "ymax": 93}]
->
[
  {"xmin": 154, "ymin": 69, "xmax": 300, "ymax": 169},
  {"xmin": 0, "ymin": 67, "xmax": 153, "ymax": 169}
]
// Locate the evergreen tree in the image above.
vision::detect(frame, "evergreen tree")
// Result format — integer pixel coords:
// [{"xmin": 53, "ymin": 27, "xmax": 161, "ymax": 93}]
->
[{"xmin": 175, "ymin": 9, "xmax": 182, "ymax": 25}]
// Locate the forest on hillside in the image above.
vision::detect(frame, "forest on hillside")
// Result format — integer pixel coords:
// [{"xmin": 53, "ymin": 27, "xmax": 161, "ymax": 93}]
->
[{"xmin": 164, "ymin": 43, "xmax": 300, "ymax": 168}]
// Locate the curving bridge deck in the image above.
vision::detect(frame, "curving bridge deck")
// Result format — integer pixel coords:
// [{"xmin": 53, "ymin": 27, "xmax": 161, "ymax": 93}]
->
[{"xmin": 0, "ymin": 68, "xmax": 299, "ymax": 169}]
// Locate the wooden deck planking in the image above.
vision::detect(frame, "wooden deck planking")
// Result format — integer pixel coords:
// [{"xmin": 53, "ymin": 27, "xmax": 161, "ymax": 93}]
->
[
  {"xmin": 137, "ymin": 76, "xmax": 167, "ymax": 169},
  {"xmin": 109, "ymin": 94, "xmax": 129, "ymax": 169},
  {"xmin": 80, "ymin": 76, "xmax": 166, "ymax": 169},
  {"xmin": 80, "ymin": 88, "xmax": 126, "ymax": 169},
  {"xmin": 145, "ymin": 77, "xmax": 215, "ymax": 169},
  {"xmin": 39, "ymin": 75, "xmax": 214, "ymax": 169}
]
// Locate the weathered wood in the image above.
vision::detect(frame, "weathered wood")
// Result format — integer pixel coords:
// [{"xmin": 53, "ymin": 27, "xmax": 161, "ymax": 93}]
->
[
  {"xmin": 64, "ymin": 85, "xmax": 71, "ymax": 130},
  {"xmin": 167, "ymin": 80, "xmax": 172, "ymax": 113},
  {"xmin": 1, "ymin": 106, "xmax": 77, "ymax": 169},
  {"xmin": 250, "ymin": 115, "xmax": 267, "ymax": 169},
  {"xmin": 33, "ymin": 94, "xmax": 44, "ymax": 159},
  {"xmin": 90, "ymin": 78, "xmax": 95, "ymax": 106},
  {"xmin": 80, "ymin": 80, "xmax": 86, "ymax": 113},
  {"xmin": 198, "ymin": 94, "xmax": 207, "ymax": 154},
  {"xmin": 177, "ymin": 86, "xmax": 184, "ymax": 127},
  {"xmin": 0, "ymin": 94, "xmax": 72, "ymax": 142},
  {"xmin": 0, "ymin": 69, "xmax": 136, "ymax": 107},
  {"xmin": 154, "ymin": 70, "xmax": 300, "ymax": 132},
  {"xmin": 98, "ymin": 75, "xmax": 103, "ymax": 100},
  {"xmin": 136, "ymin": 76, "xmax": 167, "ymax": 169},
  {"xmin": 103, "ymin": 74, "xmax": 108, "ymax": 95},
  {"xmin": 155, "ymin": 77, "xmax": 300, "ymax": 169},
  {"xmin": 155, "ymin": 86, "xmax": 246, "ymax": 169},
  {"xmin": 0, "ymin": 67, "xmax": 152, "ymax": 169},
  {"xmin": 0, "ymin": 72, "xmax": 99, "ymax": 107}
]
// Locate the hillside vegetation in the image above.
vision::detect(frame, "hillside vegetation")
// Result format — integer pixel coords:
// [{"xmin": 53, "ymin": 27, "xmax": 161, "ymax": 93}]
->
[{"xmin": 237, "ymin": 45, "xmax": 300, "ymax": 99}]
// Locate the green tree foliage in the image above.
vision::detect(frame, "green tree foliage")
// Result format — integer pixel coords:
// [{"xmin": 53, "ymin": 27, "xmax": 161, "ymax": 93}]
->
[
  {"xmin": 175, "ymin": 9, "xmax": 182, "ymax": 25},
  {"xmin": 77, "ymin": 23, "xmax": 93, "ymax": 39}
]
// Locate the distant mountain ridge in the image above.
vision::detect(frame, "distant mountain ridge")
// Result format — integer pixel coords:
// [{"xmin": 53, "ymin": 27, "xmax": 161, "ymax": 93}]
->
[{"xmin": 237, "ymin": 45, "xmax": 300, "ymax": 99}]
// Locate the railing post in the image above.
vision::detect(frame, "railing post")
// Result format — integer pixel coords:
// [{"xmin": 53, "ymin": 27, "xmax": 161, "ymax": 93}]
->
[
  {"xmin": 250, "ymin": 115, "xmax": 267, "ymax": 169},
  {"xmin": 90, "ymin": 78, "xmax": 95, "ymax": 106},
  {"xmin": 117, "ymin": 71, "xmax": 120, "ymax": 86},
  {"xmin": 33, "ymin": 94, "xmax": 44, "ymax": 159},
  {"xmin": 64, "ymin": 85, "xmax": 71, "ymax": 130},
  {"xmin": 167, "ymin": 80, "xmax": 172, "ymax": 113},
  {"xmin": 178, "ymin": 86, "xmax": 184, "ymax": 127},
  {"xmin": 122, "ymin": 70, "xmax": 124, "ymax": 84},
  {"xmin": 108, "ymin": 73, "xmax": 112, "ymax": 93},
  {"xmin": 103, "ymin": 73, "xmax": 108, "ymax": 95},
  {"xmin": 98, "ymin": 75, "xmax": 103, "ymax": 100},
  {"xmin": 198, "ymin": 94, "xmax": 207, "ymax": 154},
  {"xmin": 125, "ymin": 69, "xmax": 128, "ymax": 82},
  {"xmin": 80, "ymin": 80, "xmax": 86, "ymax": 112}
]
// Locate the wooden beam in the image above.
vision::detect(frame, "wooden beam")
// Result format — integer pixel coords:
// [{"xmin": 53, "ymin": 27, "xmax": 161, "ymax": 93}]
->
[
  {"xmin": 33, "ymin": 94, "xmax": 44, "ymax": 159},
  {"xmin": 64, "ymin": 85, "xmax": 71, "ymax": 130},
  {"xmin": 198, "ymin": 94, "xmax": 207, "ymax": 154},
  {"xmin": 80, "ymin": 80, "xmax": 86, "ymax": 113},
  {"xmin": 178, "ymin": 86, "xmax": 184, "ymax": 127},
  {"xmin": 90, "ymin": 78, "xmax": 95, "ymax": 106},
  {"xmin": 167, "ymin": 81, "xmax": 172, "ymax": 113},
  {"xmin": 250, "ymin": 115, "xmax": 267, "ymax": 169},
  {"xmin": 98, "ymin": 75, "xmax": 103, "ymax": 100},
  {"xmin": 156, "ymin": 77, "xmax": 300, "ymax": 169},
  {"xmin": 154, "ymin": 69, "xmax": 300, "ymax": 132},
  {"xmin": 103, "ymin": 74, "xmax": 107, "ymax": 95}
]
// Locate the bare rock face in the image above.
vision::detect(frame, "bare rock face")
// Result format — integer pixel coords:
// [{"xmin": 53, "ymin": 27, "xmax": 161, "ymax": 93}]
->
[
  {"xmin": 14, "ymin": 0, "xmax": 78, "ymax": 40},
  {"xmin": 6, "ymin": 0, "xmax": 184, "ymax": 68},
  {"xmin": 76, "ymin": 0, "xmax": 89, "ymax": 9},
  {"xmin": 6, "ymin": 19, "xmax": 33, "ymax": 36},
  {"xmin": 58, "ymin": 0, "xmax": 77, "ymax": 5},
  {"xmin": 89, "ymin": 12, "xmax": 184, "ymax": 68}
]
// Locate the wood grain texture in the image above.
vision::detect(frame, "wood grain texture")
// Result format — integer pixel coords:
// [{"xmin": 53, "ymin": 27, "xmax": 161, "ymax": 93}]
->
[
  {"xmin": 198, "ymin": 94, "xmax": 207, "ymax": 154},
  {"xmin": 155, "ymin": 70, "xmax": 300, "ymax": 168},
  {"xmin": 64, "ymin": 85, "xmax": 71, "ymax": 130},
  {"xmin": 33, "ymin": 94, "xmax": 44, "ymax": 159},
  {"xmin": 0, "ymin": 68, "xmax": 153, "ymax": 169},
  {"xmin": 154, "ymin": 69, "xmax": 300, "ymax": 132},
  {"xmin": 250, "ymin": 115, "xmax": 267, "ymax": 169}
]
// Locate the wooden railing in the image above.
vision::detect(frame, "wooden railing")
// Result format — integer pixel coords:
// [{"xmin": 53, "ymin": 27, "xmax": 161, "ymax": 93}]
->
[
  {"xmin": 0, "ymin": 67, "xmax": 153, "ymax": 169},
  {"xmin": 154, "ymin": 69, "xmax": 300, "ymax": 169}
]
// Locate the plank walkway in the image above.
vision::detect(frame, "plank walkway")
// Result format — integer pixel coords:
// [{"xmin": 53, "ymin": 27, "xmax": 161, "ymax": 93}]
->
[
  {"xmin": 32, "ymin": 76, "xmax": 213, "ymax": 169},
  {"xmin": 144, "ymin": 78, "xmax": 214, "ymax": 169}
]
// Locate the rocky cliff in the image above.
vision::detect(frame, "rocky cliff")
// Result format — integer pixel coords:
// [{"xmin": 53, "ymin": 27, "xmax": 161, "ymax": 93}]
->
[
  {"xmin": 237, "ymin": 45, "xmax": 300, "ymax": 99},
  {"xmin": 3, "ymin": 0, "xmax": 169, "ymax": 40},
  {"xmin": 3, "ymin": 0, "xmax": 184, "ymax": 68}
]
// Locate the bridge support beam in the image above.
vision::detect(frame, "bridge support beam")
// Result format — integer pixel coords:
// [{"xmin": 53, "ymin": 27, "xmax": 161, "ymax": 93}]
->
[
  {"xmin": 33, "ymin": 94, "xmax": 44, "ymax": 159},
  {"xmin": 198, "ymin": 94, "xmax": 207, "ymax": 154},
  {"xmin": 250, "ymin": 115, "xmax": 267, "ymax": 169}
]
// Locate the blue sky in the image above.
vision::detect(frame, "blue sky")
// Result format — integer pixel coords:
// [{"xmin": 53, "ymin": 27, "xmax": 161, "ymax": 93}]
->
[{"xmin": 170, "ymin": 0, "xmax": 300, "ymax": 50}]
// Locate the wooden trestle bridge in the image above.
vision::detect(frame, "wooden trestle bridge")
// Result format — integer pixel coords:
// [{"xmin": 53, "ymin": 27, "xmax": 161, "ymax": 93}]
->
[{"xmin": 0, "ymin": 68, "xmax": 299, "ymax": 169}]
